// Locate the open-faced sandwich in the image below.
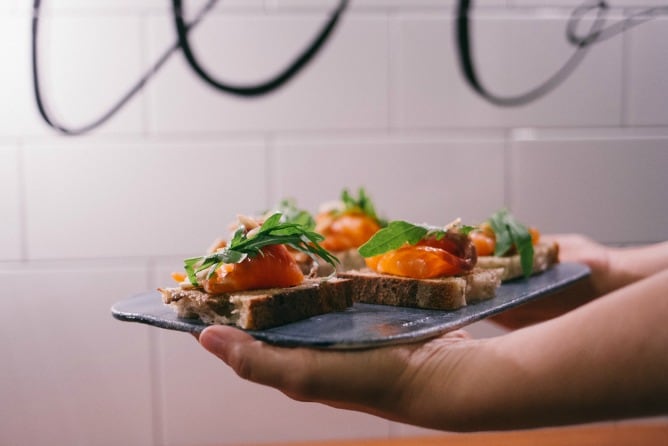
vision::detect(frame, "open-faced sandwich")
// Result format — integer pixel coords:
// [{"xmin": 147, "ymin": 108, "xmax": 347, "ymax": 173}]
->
[
  {"xmin": 338, "ymin": 219, "xmax": 502, "ymax": 310},
  {"xmin": 315, "ymin": 187, "xmax": 386, "ymax": 274},
  {"xmin": 158, "ymin": 213, "xmax": 353, "ymax": 330},
  {"xmin": 469, "ymin": 209, "xmax": 559, "ymax": 281}
]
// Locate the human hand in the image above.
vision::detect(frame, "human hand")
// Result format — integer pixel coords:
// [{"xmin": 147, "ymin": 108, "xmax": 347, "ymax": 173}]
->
[
  {"xmin": 198, "ymin": 325, "xmax": 481, "ymax": 430},
  {"xmin": 490, "ymin": 234, "xmax": 611, "ymax": 330}
]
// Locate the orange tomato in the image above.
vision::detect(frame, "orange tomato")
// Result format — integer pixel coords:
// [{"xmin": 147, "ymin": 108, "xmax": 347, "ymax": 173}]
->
[
  {"xmin": 315, "ymin": 211, "xmax": 381, "ymax": 252},
  {"xmin": 171, "ymin": 272, "xmax": 187, "ymax": 283},
  {"xmin": 202, "ymin": 244, "xmax": 304, "ymax": 294},
  {"xmin": 529, "ymin": 227, "xmax": 540, "ymax": 245},
  {"xmin": 366, "ymin": 244, "xmax": 465, "ymax": 279},
  {"xmin": 470, "ymin": 230, "xmax": 496, "ymax": 256}
]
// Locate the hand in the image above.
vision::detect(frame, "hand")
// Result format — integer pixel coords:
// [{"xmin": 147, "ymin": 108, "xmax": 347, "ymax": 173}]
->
[
  {"xmin": 198, "ymin": 326, "xmax": 481, "ymax": 430},
  {"xmin": 490, "ymin": 234, "xmax": 611, "ymax": 330}
]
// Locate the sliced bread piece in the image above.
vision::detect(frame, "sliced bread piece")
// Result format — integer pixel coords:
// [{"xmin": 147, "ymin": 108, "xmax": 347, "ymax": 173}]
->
[
  {"xmin": 159, "ymin": 278, "xmax": 353, "ymax": 330},
  {"xmin": 476, "ymin": 241, "xmax": 560, "ymax": 281},
  {"xmin": 338, "ymin": 268, "xmax": 502, "ymax": 310}
]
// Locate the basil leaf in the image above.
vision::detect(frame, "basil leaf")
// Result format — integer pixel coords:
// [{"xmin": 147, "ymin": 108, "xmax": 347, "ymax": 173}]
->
[
  {"xmin": 358, "ymin": 221, "xmax": 428, "ymax": 257},
  {"xmin": 487, "ymin": 209, "xmax": 534, "ymax": 278},
  {"xmin": 489, "ymin": 209, "xmax": 513, "ymax": 256}
]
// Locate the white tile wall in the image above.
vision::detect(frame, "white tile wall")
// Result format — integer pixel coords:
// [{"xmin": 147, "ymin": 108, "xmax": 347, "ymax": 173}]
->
[
  {"xmin": 0, "ymin": 146, "xmax": 22, "ymax": 260},
  {"xmin": 0, "ymin": 263, "xmax": 153, "ymax": 446},
  {"xmin": 392, "ymin": 11, "xmax": 624, "ymax": 129},
  {"xmin": 272, "ymin": 135, "xmax": 506, "ymax": 224},
  {"xmin": 152, "ymin": 261, "xmax": 391, "ymax": 446},
  {"xmin": 33, "ymin": 14, "xmax": 145, "ymax": 136},
  {"xmin": 510, "ymin": 130, "xmax": 668, "ymax": 244},
  {"xmin": 146, "ymin": 13, "xmax": 389, "ymax": 133},
  {"xmin": 1, "ymin": 1, "xmax": 668, "ymax": 445},
  {"xmin": 0, "ymin": 15, "xmax": 52, "ymax": 137},
  {"xmin": 626, "ymin": 16, "xmax": 668, "ymax": 126},
  {"xmin": 23, "ymin": 141, "xmax": 267, "ymax": 259}
]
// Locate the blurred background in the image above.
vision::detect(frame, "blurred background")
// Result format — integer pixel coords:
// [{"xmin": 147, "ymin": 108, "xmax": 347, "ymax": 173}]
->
[{"xmin": 1, "ymin": 0, "xmax": 667, "ymax": 445}]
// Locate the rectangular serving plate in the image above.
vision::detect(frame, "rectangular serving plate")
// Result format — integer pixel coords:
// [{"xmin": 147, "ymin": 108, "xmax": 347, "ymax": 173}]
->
[{"xmin": 112, "ymin": 262, "xmax": 589, "ymax": 349}]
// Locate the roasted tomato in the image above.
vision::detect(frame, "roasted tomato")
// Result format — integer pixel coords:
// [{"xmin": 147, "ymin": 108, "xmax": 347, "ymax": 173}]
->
[
  {"xmin": 201, "ymin": 244, "xmax": 304, "ymax": 294},
  {"xmin": 366, "ymin": 232, "xmax": 476, "ymax": 279},
  {"xmin": 470, "ymin": 223, "xmax": 541, "ymax": 257},
  {"xmin": 315, "ymin": 211, "xmax": 381, "ymax": 252}
]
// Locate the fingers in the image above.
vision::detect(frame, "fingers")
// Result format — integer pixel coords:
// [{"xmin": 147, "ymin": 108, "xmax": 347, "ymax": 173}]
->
[
  {"xmin": 198, "ymin": 325, "xmax": 476, "ymax": 426},
  {"xmin": 198, "ymin": 325, "xmax": 419, "ymax": 410}
]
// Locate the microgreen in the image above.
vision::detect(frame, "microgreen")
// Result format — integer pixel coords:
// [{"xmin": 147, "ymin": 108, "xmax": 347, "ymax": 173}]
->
[
  {"xmin": 184, "ymin": 212, "xmax": 338, "ymax": 287},
  {"xmin": 488, "ymin": 209, "xmax": 534, "ymax": 278}
]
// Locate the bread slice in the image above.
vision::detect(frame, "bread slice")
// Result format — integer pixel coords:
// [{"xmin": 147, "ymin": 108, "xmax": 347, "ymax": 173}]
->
[
  {"xmin": 159, "ymin": 278, "xmax": 353, "ymax": 330},
  {"xmin": 338, "ymin": 268, "xmax": 502, "ymax": 310},
  {"xmin": 476, "ymin": 242, "xmax": 560, "ymax": 281}
]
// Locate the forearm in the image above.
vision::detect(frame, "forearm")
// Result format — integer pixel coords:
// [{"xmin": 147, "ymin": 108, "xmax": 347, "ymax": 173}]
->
[{"xmin": 447, "ymin": 269, "xmax": 668, "ymax": 430}]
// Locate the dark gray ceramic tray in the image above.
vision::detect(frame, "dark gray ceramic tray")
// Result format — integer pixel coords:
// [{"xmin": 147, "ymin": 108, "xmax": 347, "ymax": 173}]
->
[{"xmin": 112, "ymin": 262, "xmax": 589, "ymax": 349}]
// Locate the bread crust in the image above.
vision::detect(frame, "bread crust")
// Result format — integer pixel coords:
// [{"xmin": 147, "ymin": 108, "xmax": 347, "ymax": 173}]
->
[
  {"xmin": 476, "ymin": 242, "xmax": 560, "ymax": 281},
  {"xmin": 159, "ymin": 278, "xmax": 353, "ymax": 330},
  {"xmin": 338, "ymin": 268, "xmax": 501, "ymax": 310}
]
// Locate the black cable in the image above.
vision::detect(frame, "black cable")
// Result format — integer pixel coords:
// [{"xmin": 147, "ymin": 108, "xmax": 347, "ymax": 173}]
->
[
  {"xmin": 31, "ymin": 0, "xmax": 220, "ymax": 135},
  {"xmin": 171, "ymin": 0, "xmax": 349, "ymax": 96},
  {"xmin": 455, "ymin": 0, "xmax": 608, "ymax": 107},
  {"xmin": 455, "ymin": 0, "xmax": 668, "ymax": 107},
  {"xmin": 31, "ymin": 0, "xmax": 347, "ymax": 135}
]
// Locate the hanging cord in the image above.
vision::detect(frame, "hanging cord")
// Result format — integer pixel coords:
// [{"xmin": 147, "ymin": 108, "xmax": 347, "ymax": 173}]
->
[
  {"xmin": 454, "ymin": 0, "xmax": 608, "ymax": 107},
  {"xmin": 171, "ymin": 0, "xmax": 349, "ymax": 96},
  {"xmin": 455, "ymin": 0, "xmax": 668, "ymax": 107},
  {"xmin": 31, "ymin": 0, "xmax": 348, "ymax": 135},
  {"xmin": 31, "ymin": 0, "xmax": 222, "ymax": 135}
]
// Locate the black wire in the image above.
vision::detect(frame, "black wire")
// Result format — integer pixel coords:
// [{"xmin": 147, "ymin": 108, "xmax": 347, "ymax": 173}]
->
[
  {"xmin": 454, "ymin": 0, "xmax": 609, "ymax": 107},
  {"xmin": 31, "ymin": 0, "xmax": 348, "ymax": 135},
  {"xmin": 171, "ymin": 0, "xmax": 349, "ymax": 96},
  {"xmin": 31, "ymin": 0, "xmax": 220, "ymax": 135}
]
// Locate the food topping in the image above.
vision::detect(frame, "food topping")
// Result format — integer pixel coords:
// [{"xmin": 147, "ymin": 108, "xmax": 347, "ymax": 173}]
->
[
  {"xmin": 471, "ymin": 209, "xmax": 538, "ymax": 278},
  {"xmin": 201, "ymin": 244, "xmax": 304, "ymax": 294},
  {"xmin": 179, "ymin": 212, "xmax": 338, "ymax": 293},
  {"xmin": 315, "ymin": 188, "xmax": 384, "ymax": 252},
  {"xmin": 359, "ymin": 220, "xmax": 477, "ymax": 279}
]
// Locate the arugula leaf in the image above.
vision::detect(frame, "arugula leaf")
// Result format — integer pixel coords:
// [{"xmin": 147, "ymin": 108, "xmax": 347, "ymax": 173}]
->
[
  {"xmin": 184, "ymin": 212, "xmax": 338, "ymax": 287},
  {"xmin": 270, "ymin": 198, "xmax": 316, "ymax": 230},
  {"xmin": 339, "ymin": 187, "xmax": 386, "ymax": 227},
  {"xmin": 358, "ymin": 220, "xmax": 430, "ymax": 257},
  {"xmin": 487, "ymin": 209, "xmax": 534, "ymax": 278}
]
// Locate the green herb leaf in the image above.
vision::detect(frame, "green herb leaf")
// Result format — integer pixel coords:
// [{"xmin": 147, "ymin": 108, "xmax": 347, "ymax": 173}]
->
[
  {"xmin": 265, "ymin": 198, "xmax": 316, "ymax": 231},
  {"xmin": 487, "ymin": 209, "xmax": 534, "ymax": 278},
  {"xmin": 358, "ymin": 220, "xmax": 429, "ymax": 257},
  {"xmin": 339, "ymin": 187, "xmax": 386, "ymax": 227},
  {"xmin": 183, "ymin": 212, "xmax": 338, "ymax": 287}
]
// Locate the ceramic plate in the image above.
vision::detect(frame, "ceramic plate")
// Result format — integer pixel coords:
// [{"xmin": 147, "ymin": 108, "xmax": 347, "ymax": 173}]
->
[{"xmin": 112, "ymin": 262, "xmax": 589, "ymax": 349}]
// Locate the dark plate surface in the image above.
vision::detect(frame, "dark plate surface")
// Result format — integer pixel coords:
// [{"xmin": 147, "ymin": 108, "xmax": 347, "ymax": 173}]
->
[{"xmin": 112, "ymin": 262, "xmax": 589, "ymax": 349}]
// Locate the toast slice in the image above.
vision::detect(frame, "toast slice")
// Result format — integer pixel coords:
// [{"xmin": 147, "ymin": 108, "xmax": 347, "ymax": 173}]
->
[
  {"xmin": 159, "ymin": 278, "xmax": 353, "ymax": 330},
  {"xmin": 476, "ymin": 241, "xmax": 559, "ymax": 281},
  {"xmin": 338, "ymin": 268, "xmax": 502, "ymax": 311}
]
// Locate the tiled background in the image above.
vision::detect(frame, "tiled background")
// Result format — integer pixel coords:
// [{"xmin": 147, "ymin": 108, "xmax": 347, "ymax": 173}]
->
[{"xmin": 1, "ymin": 1, "xmax": 667, "ymax": 445}]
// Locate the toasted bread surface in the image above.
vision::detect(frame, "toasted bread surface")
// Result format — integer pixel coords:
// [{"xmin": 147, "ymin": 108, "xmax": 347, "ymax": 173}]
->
[
  {"xmin": 477, "ymin": 242, "xmax": 559, "ymax": 281},
  {"xmin": 159, "ymin": 278, "xmax": 353, "ymax": 330}
]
